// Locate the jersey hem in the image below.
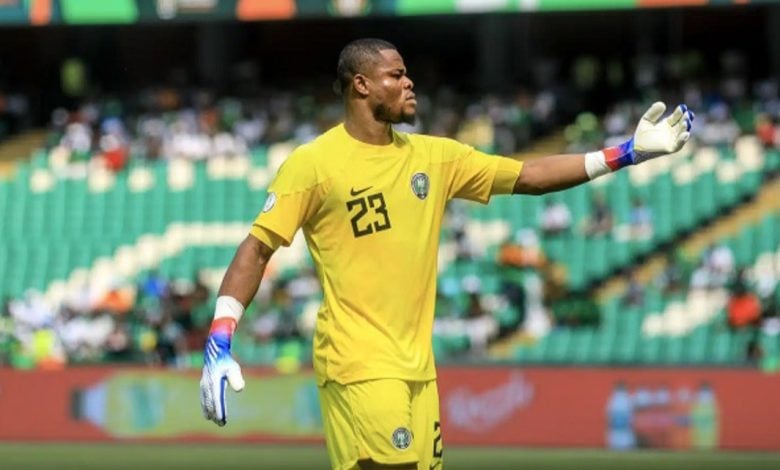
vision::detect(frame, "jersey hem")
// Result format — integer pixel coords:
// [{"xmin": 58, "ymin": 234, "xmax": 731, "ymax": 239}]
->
[{"xmin": 317, "ymin": 371, "xmax": 438, "ymax": 386}]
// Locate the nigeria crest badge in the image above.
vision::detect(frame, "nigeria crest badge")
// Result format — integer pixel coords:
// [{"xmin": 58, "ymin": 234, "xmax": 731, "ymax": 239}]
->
[
  {"xmin": 410, "ymin": 172, "xmax": 429, "ymax": 200},
  {"xmin": 391, "ymin": 427, "xmax": 413, "ymax": 450},
  {"xmin": 262, "ymin": 192, "xmax": 276, "ymax": 213}
]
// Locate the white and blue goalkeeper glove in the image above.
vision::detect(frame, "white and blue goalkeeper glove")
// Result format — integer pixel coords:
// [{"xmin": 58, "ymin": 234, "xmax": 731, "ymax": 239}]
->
[
  {"xmin": 585, "ymin": 102, "xmax": 694, "ymax": 178},
  {"xmin": 200, "ymin": 317, "xmax": 245, "ymax": 426}
]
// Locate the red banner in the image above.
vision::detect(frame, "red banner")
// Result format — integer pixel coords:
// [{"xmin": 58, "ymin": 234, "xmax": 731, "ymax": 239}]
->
[
  {"xmin": 1, "ymin": 366, "xmax": 778, "ymax": 449},
  {"xmin": 437, "ymin": 367, "xmax": 780, "ymax": 450}
]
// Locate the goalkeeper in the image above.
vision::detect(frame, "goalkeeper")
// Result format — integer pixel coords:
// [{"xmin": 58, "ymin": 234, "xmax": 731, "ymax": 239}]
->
[{"xmin": 200, "ymin": 38, "xmax": 693, "ymax": 470}]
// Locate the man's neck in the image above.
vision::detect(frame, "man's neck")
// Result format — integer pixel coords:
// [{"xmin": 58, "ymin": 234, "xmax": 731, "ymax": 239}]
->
[{"xmin": 344, "ymin": 108, "xmax": 393, "ymax": 145}]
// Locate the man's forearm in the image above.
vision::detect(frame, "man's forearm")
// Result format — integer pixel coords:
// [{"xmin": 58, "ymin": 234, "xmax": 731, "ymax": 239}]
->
[
  {"xmin": 218, "ymin": 235, "xmax": 274, "ymax": 309},
  {"xmin": 512, "ymin": 153, "xmax": 589, "ymax": 195}
]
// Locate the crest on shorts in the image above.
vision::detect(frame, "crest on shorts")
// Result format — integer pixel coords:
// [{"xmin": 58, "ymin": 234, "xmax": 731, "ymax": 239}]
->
[
  {"xmin": 262, "ymin": 192, "xmax": 276, "ymax": 213},
  {"xmin": 410, "ymin": 172, "xmax": 429, "ymax": 200},
  {"xmin": 391, "ymin": 427, "xmax": 413, "ymax": 450}
]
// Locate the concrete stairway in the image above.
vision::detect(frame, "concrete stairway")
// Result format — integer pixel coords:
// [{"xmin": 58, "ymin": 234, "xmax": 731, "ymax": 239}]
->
[
  {"xmin": 0, "ymin": 129, "xmax": 48, "ymax": 179},
  {"xmin": 595, "ymin": 173, "xmax": 780, "ymax": 301},
  {"xmin": 513, "ymin": 130, "xmax": 568, "ymax": 161}
]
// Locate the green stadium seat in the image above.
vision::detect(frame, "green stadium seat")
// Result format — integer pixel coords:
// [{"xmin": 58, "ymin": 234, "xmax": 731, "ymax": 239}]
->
[
  {"xmin": 569, "ymin": 329, "xmax": 596, "ymax": 364},
  {"xmin": 711, "ymin": 331, "xmax": 733, "ymax": 364},
  {"xmin": 544, "ymin": 329, "xmax": 572, "ymax": 363},
  {"xmin": 585, "ymin": 236, "xmax": 610, "ymax": 279},
  {"xmin": 637, "ymin": 336, "xmax": 663, "ymax": 364},
  {"xmin": 694, "ymin": 171, "xmax": 718, "ymax": 220},
  {"xmin": 730, "ymin": 329, "xmax": 753, "ymax": 363},
  {"xmin": 519, "ymin": 196, "xmax": 541, "ymax": 228},
  {"xmin": 755, "ymin": 215, "xmax": 777, "ymax": 256},
  {"xmin": 662, "ymin": 336, "xmax": 686, "ymax": 365},
  {"xmin": 687, "ymin": 327, "xmax": 710, "ymax": 364},
  {"xmin": 607, "ymin": 239, "xmax": 630, "ymax": 269},
  {"xmin": 733, "ymin": 227, "xmax": 755, "ymax": 267},
  {"xmin": 591, "ymin": 330, "xmax": 616, "ymax": 363}
]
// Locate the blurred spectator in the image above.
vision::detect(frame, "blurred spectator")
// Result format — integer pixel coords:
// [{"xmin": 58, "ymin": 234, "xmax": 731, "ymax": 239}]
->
[
  {"xmin": 93, "ymin": 279, "xmax": 136, "ymax": 316},
  {"xmin": 654, "ymin": 251, "xmax": 686, "ymax": 296},
  {"xmin": 0, "ymin": 297, "xmax": 15, "ymax": 366},
  {"xmin": 251, "ymin": 280, "xmax": 301, "ymax": 343},
  {"xmin": 99, "ymin": 134, "xmax": 129, "ymax": 172},
  {"xmin": 0, "ymin": 89, "xmax": 31, "ymax": 141},
  {"xmin": 9, "ymin": 290, "xmax": 56, "ymax": 332},
  {"xmin": 726, "ymin": 281, "xmax": 762, "ymax": 330},
  {"xmin": 565, "ymin": 112, "xmax": 603, "ymax": 153},
  {"xmin": 761, "ymin": 294, "xmax": 780, "ymax": 336},
  {"xmin": 709, "ymin": 244, "xmax": 737, "ymax": 285},
  {"xmin": 433, "ymin": 276, "xmax": 499, "ymax": 356},
  {"xmin": 497, "ymin": 229, "xmax": 551, "ymax": 337},
  {"xmin": 628, "ymin": 197, "xmax": 653, "ymax": 241},
  {"xmin": 540, "ymin": 198, "xmax": 572, "ymax": 237},
  {"xmin": 552, "ymin": 295, "xmax": 600, "ymax": 327},
  {"xmin": 461, "ymin": 284, "xmax": 497, "ymax": 353},
  {"xmin": 57, "ymin": 308, "xmax": 114, "ymax": 364},
  {"xmin": 754, "ymin": 113, "xmax": 776, "ymax": 148},
  {"xmin": 582, "ymin": 192, "xmax": 613, "ymax": 237},
  {"xmin": 153, "ymin": 310, "xmax": 187, "ymax": 367},
  {"xmin": 498, "ymin": 229, "xmax": 546, "ymax": 270},
  {"xmin": 446, "ymin": 201, "xmax": 476, "ymax": 261},
  {"xmin": 41, "ymin": 79, "xmax": 569, "ymax": 175},
  {"xmin": 139, "ymin": 270, "xmax": 169, "ymax": 301},
  {"xmin": 615, "ymin": 197, "xmax": 653, "ymax": 241},
  {"xmin": 104, "ymin": 321, "xmax": 133, "ymax": 362},
  {"xmin": 622, "ymin": 271, "xmax": 645, "ymax": 308},
  {"xmin": 698, "ymin": 102, "xmax": 740, "ymax": 147},
  {"xmin": 690, "ymin": 244, "xmax": 736, "ymax": 290}
]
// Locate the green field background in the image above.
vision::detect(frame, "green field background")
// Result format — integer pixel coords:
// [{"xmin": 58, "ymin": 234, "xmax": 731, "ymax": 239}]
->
[{"xmin": 3, "ymin": 444, "xmax": 780, "ymax": 470}]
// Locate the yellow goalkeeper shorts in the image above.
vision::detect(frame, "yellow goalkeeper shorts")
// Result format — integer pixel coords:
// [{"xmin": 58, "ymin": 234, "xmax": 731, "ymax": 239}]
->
[{"xmin": 318, "ymin": 378, "xmax": 443, "ymax": 470}]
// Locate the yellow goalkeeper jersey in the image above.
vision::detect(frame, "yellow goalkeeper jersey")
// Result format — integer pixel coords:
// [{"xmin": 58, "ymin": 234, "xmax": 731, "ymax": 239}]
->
[{"xmin": 252, "ymin": 124, "xmax": 523, "ymax": 385}]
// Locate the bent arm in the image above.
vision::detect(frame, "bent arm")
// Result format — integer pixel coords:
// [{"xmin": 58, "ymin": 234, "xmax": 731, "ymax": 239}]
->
[
  {"xmin": 512, "ymin": 153, "xmax": 588, "ymax": 195},
  {"xmin": 218, "ymin": 235, "xmax": 275, "ymax": 308}
]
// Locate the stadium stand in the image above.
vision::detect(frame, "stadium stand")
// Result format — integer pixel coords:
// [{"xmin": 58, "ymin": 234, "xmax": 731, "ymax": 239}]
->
[
  {"xmin": 1, "ymin": 114, "xmax": 778, "ymax": 369},
  {"xmin": 0, "ymin": 51, "xmax": 778, "ymax": 371}
]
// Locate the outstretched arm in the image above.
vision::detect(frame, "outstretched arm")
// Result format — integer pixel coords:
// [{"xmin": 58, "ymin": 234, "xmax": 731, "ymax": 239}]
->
[
  {"xmin": 513, "ymin": 153, "xmax": 589, "ymax": 195},
  {"xmin": 513, "ymin": 102, "xmax": 693, "ymax": 195}
]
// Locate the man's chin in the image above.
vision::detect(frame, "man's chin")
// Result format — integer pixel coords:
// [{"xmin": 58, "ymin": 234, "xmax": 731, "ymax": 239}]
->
[{"xmin": 398, "ymin": 112, "xmax": 416, "ymax": 125}]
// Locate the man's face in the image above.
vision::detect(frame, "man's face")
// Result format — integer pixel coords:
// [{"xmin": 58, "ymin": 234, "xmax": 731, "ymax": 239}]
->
[{"xmin": 363, "ymin": 49, "xmax": 416, "ymax": 125}]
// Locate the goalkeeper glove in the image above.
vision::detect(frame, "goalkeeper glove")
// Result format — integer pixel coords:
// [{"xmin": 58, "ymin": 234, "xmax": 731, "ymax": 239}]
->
[
  {"xmin": 200, "ymin": 317, "xmax": 245, "ymax": 426},
  {"xmin": 585, "ymin": 102, "xmax": 694, "ymax": 178}
]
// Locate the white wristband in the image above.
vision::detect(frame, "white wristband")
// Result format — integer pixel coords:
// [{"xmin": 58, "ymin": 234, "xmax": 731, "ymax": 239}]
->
[
  {"xmin": 214, "ymin": 296, "xmax": 245, "ymax": 322},
  {"xmin": 584, "ymin": 150, "xmax": 612, "ymax": 180}
]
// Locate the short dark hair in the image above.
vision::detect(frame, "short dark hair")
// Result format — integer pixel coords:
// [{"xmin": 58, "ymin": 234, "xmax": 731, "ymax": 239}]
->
[{"xmin": 335, "ymin": 38, "xmax": 397, "ymax": 96}]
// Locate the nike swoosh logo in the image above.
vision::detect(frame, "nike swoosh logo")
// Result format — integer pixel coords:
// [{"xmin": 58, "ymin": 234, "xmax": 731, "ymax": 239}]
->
[
  {"xmin": 429, "ymin": 462, "xmax": 442, "ymax": 470},
  {"xmin": 350, "ymin": 186, "xmax": 373, "ymax": 196}
]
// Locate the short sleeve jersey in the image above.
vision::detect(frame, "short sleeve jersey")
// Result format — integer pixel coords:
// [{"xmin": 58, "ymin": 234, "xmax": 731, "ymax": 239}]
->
[{"xmin": 252, "ymin": 124, "xmax": 523, "ymax": 385}]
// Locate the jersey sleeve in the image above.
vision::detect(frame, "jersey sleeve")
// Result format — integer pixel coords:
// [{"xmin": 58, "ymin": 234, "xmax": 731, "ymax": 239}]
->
[
  {"xmin": 443, "ymin": 139, "xmax": 524, "ymax": 203},
  {"xmin": 250, "ymin": 147, "xmax": 325, "ymax": 246}
]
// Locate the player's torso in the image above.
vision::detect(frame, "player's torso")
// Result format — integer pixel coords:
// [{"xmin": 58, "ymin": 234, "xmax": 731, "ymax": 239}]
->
[
  {"xmin": 304, "ymin": 130, "xmax": 445, "ymax": 382},
  {"xmin": 305, "ymin": 133, "xmax": 446, "ymax": 259}
]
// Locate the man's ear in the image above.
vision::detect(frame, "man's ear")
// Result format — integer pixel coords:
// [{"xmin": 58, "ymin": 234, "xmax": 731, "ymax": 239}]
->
[{"xmin": 353, "ymin": 74, "xmax": 370, "ymax": 97}]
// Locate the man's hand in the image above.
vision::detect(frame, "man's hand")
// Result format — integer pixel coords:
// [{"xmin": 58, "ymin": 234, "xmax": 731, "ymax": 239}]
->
[
  {"xmin": 597, "ymin": 102, "xmax": 694, "ymax": 174},
  {"xmin": 200, "ymin": 318, "xmax": 245, "ymax": 427},
  {"xmin": 631, "ymin": 101, "xmax": 694, "ymax": 163}
]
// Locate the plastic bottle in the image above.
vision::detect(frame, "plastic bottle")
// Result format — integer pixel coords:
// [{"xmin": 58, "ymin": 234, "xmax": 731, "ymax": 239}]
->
[
  {"xmin": 71, "ymin": 370, "xmax": 322, "ymax": 438},
  {"xmin": 690, "ymin": 382, "xmax": 719, "ymax": 450},
  {"xmin": 606, "ymin": 382, "xmax": 635, "ymax": 450}
]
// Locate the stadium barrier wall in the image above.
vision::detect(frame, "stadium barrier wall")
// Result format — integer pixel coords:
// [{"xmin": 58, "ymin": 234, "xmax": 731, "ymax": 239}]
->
[
  {"xmin": 0, "ymin": 366, "xmax": 778, "ymax": 450},
  {"xmin": 2, "ymin": 0, "xmax": 779, "ymax": 25}
]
